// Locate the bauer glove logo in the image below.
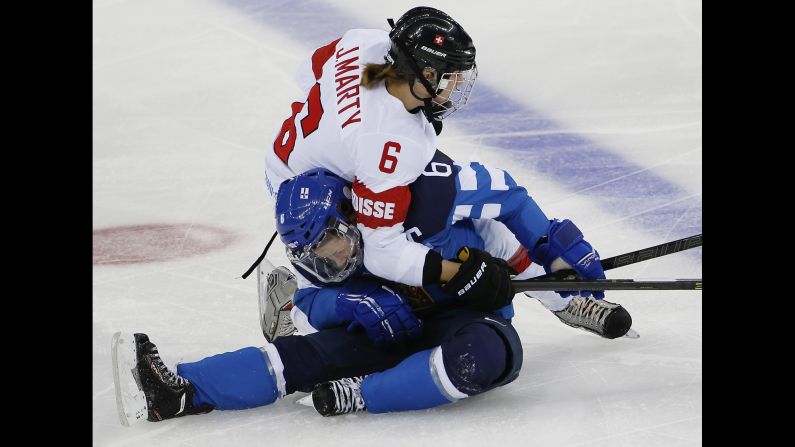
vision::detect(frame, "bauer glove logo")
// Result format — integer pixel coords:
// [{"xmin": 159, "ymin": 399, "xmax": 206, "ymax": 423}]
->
[{"xmin": 457, "ymin": 261, "xmax": 487, "ymax": 296}]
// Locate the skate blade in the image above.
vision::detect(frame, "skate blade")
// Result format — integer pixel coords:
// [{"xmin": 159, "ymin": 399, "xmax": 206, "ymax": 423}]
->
[
  {"xmin": 623, "ymin": 328, "xmax": 640, "ymax": 339},
  {"xmin": 111, "ymin": 332, "xmax": 148, "ymax": 426},
  {"xmin": 295, "ymin": 394, "xmax": 314, "ymax": 408},
  {"xmin": 257, "ymin": 259, "xmax": 277, "ymax": 341}
]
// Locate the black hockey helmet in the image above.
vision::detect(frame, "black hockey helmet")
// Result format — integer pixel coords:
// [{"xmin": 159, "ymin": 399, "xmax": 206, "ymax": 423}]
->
[{"xmin": 386, "ymin": 7, "xmax": 477, "ymax": 121}]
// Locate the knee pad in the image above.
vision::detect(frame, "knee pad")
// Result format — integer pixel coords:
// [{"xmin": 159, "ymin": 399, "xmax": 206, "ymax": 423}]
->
[{"xmin": 441, "ymin": 323, "xmax": 508, "ymax": 396}]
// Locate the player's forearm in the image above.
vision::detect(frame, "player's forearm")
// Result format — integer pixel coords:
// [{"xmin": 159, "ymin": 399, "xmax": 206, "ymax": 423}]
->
[
  {"xmin": 422, "ymin": 250, "xmax": 461, "ymax": 285},
  {"xmin": 419, "ymin": 248, "xmax": 459, "ymax": 285},
  {"xmin": 293, "ymin": 287, "xmax": 349, "ymax": 330},
  {"xmin": 440, "ymin": 259, "xmax": 460, "ymax": 283}
]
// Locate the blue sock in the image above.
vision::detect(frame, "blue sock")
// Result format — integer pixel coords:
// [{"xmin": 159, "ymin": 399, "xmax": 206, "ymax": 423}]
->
[
  {"xmin": 177, "ymin": 347, "xmax": 279, "ymax": 410},
  {"xmin": 360, "ymin": 347, "xmax": 458, "ymax": 413}
]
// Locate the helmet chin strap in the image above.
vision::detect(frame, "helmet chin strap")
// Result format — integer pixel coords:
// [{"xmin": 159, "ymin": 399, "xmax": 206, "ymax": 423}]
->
[
  {"xmin": 408, "ymin": 80, "xmax": 431, "ymax": 102},
  {"xmin": 407, "ymin": 76, "xmax": 444, "ymax": 134},
  {"xmin": 403, "ymin": 57, "xmax": 445, "ymax": 132}
]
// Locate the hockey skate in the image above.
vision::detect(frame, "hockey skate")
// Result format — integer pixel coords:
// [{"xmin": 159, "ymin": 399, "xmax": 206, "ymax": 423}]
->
[
  {"xmin": 552, "ymin": 296, "xmax": 638, "ymax": 339},
  {"xmin": 300, "ymin": 376, "xmax": 368, "ymax": 416},
  {"xmin": 258, "ymin": 262, "xmax": 298, "ymax": 342},
  {"xmin": 111, "ymin": 332, "xmax": 213, "ymax": 426}
]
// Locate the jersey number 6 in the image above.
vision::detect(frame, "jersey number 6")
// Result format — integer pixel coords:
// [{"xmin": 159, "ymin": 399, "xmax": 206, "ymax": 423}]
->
[
  {"xmin": 273, "ymin": 83, "xmax": 324, "ymax": 165},
  {"xmin": 379, "ymin": 141, "xmax": 401, "ymax": 174}
]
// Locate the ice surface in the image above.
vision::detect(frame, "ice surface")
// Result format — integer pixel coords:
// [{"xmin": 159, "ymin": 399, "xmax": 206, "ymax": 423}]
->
[{"xmin": 93, "ymin": 0, "xmax": 701, "ymax": 445}]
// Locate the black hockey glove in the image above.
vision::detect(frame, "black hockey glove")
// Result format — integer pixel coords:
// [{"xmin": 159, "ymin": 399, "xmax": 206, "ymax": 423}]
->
[{"xmin": 441, "ymin": 247, "xmax": 517, "ymax": 312}]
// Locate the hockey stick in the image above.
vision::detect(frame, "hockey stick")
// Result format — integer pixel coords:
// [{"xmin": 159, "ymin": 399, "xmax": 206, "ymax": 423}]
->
[
  {"xmin": 600, "ymin": 233, "xmax": 701, "ymax": 270},
  {"xmin": 527, "ymin": 233, "xmax": 702, "ymax": 282},
  {"xmin": 512, "ymin": 234, "xmax": 702, "ymax": 292},
  {"xmin": 241, "ymin": 231, "xmax": 278, "ymax": 279},
  {"xmin": 512, "ymin": 278, "xmax": 701, "ymax": 292}
]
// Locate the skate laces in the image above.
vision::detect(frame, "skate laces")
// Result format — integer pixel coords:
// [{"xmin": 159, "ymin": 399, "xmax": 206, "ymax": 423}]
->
[
  {"xmin": 330, "ymin": 376, "xmax": 366, "ymax": 414},
  {"xmin": 146, "ymin": 344, "xmax": 188, "ymax": 388},
  {"xmin": 563, "ymin": 297, "xmax": 610, "ymax": 326}
]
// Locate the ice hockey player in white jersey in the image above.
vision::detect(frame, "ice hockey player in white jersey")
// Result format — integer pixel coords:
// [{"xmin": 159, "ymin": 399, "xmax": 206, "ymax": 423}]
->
[{"xmin": 263, "ymin": 7, "xmax": 511, "ymax": 308}]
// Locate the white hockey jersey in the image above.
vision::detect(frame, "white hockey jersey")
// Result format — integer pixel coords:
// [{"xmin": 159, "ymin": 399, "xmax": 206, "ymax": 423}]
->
[{"xmin": 264, "ymin": 29, "xmax": 438, "ymax": 286}]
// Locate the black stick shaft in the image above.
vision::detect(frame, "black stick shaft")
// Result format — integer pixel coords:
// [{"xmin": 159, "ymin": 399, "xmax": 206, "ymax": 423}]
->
[
  {"xmin": 601, "ymin": 234, "xmax": 702, "ymax": 270},
  {"xmin": 513, "ymin": 279, "xmax": 701, "ymax": 292},
  {"xmin": 241, "ymin": 231, "xmax": 278, "ymax": 279}
]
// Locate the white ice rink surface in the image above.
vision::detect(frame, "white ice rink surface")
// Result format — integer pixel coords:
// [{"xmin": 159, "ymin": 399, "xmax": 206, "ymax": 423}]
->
[{"xmin": 93, "ymin": 0, "xmax": 702, "ymax": 445}]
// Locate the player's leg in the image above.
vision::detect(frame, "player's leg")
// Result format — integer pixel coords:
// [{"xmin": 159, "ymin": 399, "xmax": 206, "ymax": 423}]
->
[
  {"xmin": 472, "ymin": 218, "xmax": 635, "ymax": 339},
  {"xmin": 308, "ymin": 309, "xmax": 523, "ymax": 415},
  {"xmin": 177, "ymin": 323, "xmax": 419, "ymax": 407},
  {"xmin": 112, "ymin": 332, "xmax": 216, "ymax": 425},
  {"xmin": 112, "ymin": 323, "xmax": 413, "ymax": 425}
]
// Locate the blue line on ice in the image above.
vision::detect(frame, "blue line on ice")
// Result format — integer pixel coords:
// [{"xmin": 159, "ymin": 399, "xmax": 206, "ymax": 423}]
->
[{"xmin": 221, "ymin": 0, "xmax": 702, "ymax": 242}]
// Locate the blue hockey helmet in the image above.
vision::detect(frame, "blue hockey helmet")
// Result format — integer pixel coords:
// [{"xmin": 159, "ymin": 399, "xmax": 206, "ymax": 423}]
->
[{"xmin": 274, "ymin": 168, "xmax": 363, "ymax": 285}]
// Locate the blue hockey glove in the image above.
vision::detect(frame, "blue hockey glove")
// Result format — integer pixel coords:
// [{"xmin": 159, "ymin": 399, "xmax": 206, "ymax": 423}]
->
[
  {"xmin": 530, "ymin": 219, "xmax": 606, "ymax": 299},
  {"xmin": 336, "ymin": 279, "xmax": 424, "ymax": 346}
]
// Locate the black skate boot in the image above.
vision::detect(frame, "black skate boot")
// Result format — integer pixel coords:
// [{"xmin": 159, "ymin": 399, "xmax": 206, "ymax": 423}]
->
[
  {"xmin": 553, "ymin": 296, "xmax": 634, "ymax": 339},
  {"xmin": 111, "ymin": 332, "xmax": 213, "ymax": 425},
  {"xmin": 311, "ymin": 376, "xmax": 368, "ymax": 416},
  {"xmin": 134, "ymin": 333, "xmax": 214, "ymax": 421}
]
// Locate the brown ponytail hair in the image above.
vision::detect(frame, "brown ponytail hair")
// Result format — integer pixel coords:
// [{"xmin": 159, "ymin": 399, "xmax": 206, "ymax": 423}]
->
[{"xmin": 361, "ymin": 63, "xmax": 404, "ymax": 89}]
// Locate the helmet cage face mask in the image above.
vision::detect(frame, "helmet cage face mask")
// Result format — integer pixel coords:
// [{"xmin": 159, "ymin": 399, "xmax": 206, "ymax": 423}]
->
[
  {"xmin": 427, "ymin": 64, "xmax": 477, "ymax": 120},
  {"xmin": 286, "ymin": 216, "xmax": 363, "ymax": 284}
]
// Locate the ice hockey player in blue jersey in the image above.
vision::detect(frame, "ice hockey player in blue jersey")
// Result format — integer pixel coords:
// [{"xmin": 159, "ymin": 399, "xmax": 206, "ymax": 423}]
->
[
  {"xmin": 112, "ymin": 161, "xmax": 632, "ymax": 424},
  {"xmin": 265, "ymin": 159, "xmax": 633, "ymax": 416},
  {"xmin": 112, "ymin": 166, "xmax": 523, "ymax": 424}
]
